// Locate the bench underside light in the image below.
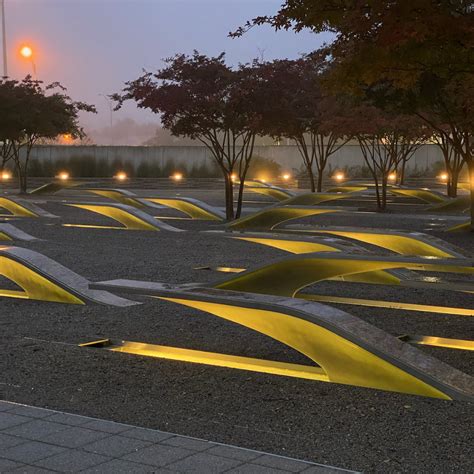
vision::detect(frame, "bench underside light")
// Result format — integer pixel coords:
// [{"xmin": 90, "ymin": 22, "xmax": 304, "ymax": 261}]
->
[{"xmin": 84, "ymin": 281, "xmax": 474, "ymax": 401}]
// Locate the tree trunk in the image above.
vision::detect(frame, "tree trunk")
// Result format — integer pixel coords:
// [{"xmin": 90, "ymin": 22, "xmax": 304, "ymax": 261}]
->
[
  {"xmin": 235, "ymin": 179, "xmax": 245, "ymax": 219},
  {"xmin": 468, "ymin": 159, "xmax": 474, "ymax": 231},
  {"xmin": 398, "ymin": 160, "xmax": 406, "ymax": 185},
  {"xmin": 381, "ymin": 177, "xmax": 388, "ymax": 211},
  {"xmin": 223, "ymin": 173, "xmax": 234, "ymax": 220},
  {"xmin": 316, "ymin": 169, "xmax": 323, "ymax": 193},
  {"xmin": 307, "ymin": 164, "xmax": 316, "ymax": 193},
  {"xmin": 448, "ymin": 170, "xmax": 459, "ymax": 198},
  {"xmin": 18, "ymin": 167, "xmax": 27, "ymax": 194}
]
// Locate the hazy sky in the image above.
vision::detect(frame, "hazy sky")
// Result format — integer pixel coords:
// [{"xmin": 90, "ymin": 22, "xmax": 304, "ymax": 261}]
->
[{"xmin": 3, "ymin": 0, "xmax": 329, "ymax": 131}]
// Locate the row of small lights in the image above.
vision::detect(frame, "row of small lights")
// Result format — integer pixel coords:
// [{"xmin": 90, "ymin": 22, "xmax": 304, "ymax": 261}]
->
[{"xmin": 0, "ymin": 170, "xmax": 451, "ymax": 183}]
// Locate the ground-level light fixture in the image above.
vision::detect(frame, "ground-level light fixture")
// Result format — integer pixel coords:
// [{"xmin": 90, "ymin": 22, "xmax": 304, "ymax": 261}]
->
[
  {"xmin": 388, "ymin": 172, "xmax": 397, "ymax": 181},
  {"xmin": 438, "ymin": 173, "xmax": 449, "ymax": 182},
  {"xmin": 1, "ymin": 170, "xmax": 11, "ymax": 181},
  {"xmin": 172, "ymin": 172, "xmax": 183, "ymax": 181},
  {"xmin": 333, "ymin": 172, "xmax": 345, "ymax": 182},
  {"xmin": 57, "ymin": 171, "xmax": 70, "ymax": 181},
  {"xmin": 282, "ymin": 173, "xmax": 291, "ymax": 181},
  {"xmin": 115, "ymin": 171, "xmax": 127, "ymax": 181}
]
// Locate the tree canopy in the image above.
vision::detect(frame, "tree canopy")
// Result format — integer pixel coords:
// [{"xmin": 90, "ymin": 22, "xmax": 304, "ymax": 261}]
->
[
  {"xmin": 113, "ymin": 52, "xmax": 267, "ymax": 219},
  {"xmin": 0, "ymin": 77, "xmax": 95, "ymax": 192}
]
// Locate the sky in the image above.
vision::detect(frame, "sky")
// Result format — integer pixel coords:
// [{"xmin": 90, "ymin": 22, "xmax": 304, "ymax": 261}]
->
[{"xmin": 2, "ymin": 0, "xmax": 329, "ymax": 135}]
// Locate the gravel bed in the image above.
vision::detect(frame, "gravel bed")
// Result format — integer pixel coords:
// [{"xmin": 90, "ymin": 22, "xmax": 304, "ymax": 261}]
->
[{"xmin": 0, "ymin": 188, "xmax": 473, "ymax": 473}]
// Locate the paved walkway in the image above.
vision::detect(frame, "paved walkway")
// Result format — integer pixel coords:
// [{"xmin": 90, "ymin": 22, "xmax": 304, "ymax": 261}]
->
[{"xmin": 0, "ymin": 401, "xmax": 356, "ymax": 473}]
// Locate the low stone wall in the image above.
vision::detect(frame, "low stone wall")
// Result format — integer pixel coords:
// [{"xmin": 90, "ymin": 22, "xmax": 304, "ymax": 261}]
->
[{"xmin": 23, "ymin": 144, "xmax": 444, "ymax": 175}]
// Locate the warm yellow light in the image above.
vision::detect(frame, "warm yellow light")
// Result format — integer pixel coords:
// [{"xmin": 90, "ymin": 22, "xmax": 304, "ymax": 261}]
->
[
  {"xmin": 1, "ymin": 171, "xmax": 11, "ymax": 181},
  {"xmin": 172, "ymin": 172, "xmax": 183, "ymax": 181},
  {"xmin": 115, "ymin": 172, "xmax": 127, "ymax": 181},
  {"xmin": 61, "ymin": 133, "xmax": 73, "ymax": 143},
  {"xmin": 57, "ymin": 172, "xmax": 69, "ymax": 181},
  {"xmin": 230, "ymin": 173, "xmax": 237, "ymax": 182},
  {"xmin": 20, "ymin": 45, "xmax": 33, "ymax": 59},
  {"xmin": 259, "ymin": 177, "xmax": 267, "ymax": 183},
  {"xmin": 388, "ymin": 173, "xmax": 397, "ymax": 181},
  {"xmin": 333, "ymin": 172, "xmax": 345, "ymax": 182},
  {"xmin": 439, "ymin": 173, "xmax": 449, "ymax": 182},
  {"xmin": 282, "ymin": 173, "xmax": 291, "ymax": 181}
]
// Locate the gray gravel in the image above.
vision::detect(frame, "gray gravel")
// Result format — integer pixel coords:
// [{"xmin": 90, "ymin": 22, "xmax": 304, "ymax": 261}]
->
[{"xmin": 0, "ymin": 188, "xmax": 473, "ymax": 473}]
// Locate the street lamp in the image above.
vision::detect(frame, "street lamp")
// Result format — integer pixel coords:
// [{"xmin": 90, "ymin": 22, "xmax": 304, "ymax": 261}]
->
[
  {"xmin": 1, "ymin": 0, "xmax": 7, "ymax": 77},
  {"xmin": 20, "ymin": 44, "xmax": 37, "ymax": 78}
]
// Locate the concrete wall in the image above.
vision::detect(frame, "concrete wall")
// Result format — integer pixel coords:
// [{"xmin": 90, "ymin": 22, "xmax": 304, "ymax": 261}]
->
[{"xmin": 27, "ymin": 144, "xmax": 444, "ymax": 173}]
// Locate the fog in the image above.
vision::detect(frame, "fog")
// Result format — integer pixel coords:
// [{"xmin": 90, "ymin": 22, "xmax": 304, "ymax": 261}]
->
[{"xmin": 3, "ymin": 0, "xmax": 328, "ymax": 145}]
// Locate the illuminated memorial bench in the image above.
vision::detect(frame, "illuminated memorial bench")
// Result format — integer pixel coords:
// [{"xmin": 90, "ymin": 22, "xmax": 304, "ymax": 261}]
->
[
  {"xmin": 207, "ymin": 231, "xmax": 471, "ymax": 316},
  {"xmin": 30, "ymin": 180, "xmax": 83, "ymax": 195},
  {"xmin": 143, "ymin": 198, "xmax": 225, "ymax": 221},
  {"xmin": 85, "ymin": 189, "xmax": 225, "ymax": 220},
  {"xmin": 0, "ymin": 224, "xmax": 39, "ymax": 242},
  {"xmin": 0, "ymin": 197, "xmax": 57, "ymax": 218},
  {"xmin": 212, "ymin": 252, "xmax": 474, "ymax": 297},
  {"xmin": 244, "ymin": 185, "xmax": 294, "ymax": 201},
  {"xmin": 64, "ymin": 202, "xmax": 184, "ymax": 231},
  {"xmin": 226, "ymin": 206, "xmax": 342, "ymax": 231},
  {"xmin": 0, "ymin": 245, "xmax": 137, "ymax": 306},
  {"xmin": 390, "ymin": 188, "xmax": 447, "ymax": 203},
  {"xmin": 429, "ymin": 195, "xmax": 470, "ymax": 214},
  {"xmin": 280, "ymin": 225, "xmax": 465, "ymax": 258},
  {"xmin": 87, "ymin": 280, "xmax": 474, "ymax": 401}
]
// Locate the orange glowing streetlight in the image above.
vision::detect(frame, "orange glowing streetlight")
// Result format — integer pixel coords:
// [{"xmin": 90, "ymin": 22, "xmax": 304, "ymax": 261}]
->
[
  {"xmin": 19, "ymin": 44, "xmax": 37, "ymax": 78},
  {"xmin": 333, "ymin": 172, "xmax": 345, "ymax": 182},
  {"xmin": 282, "ymin": 173, "xmax": 291, "ymax": 181},
  {"xmin": 438, "ymin": 172, "xmax": 449, "ymax": 182},
  {"xmin": 172, "ymin": 172, "xmax": 183, "ymax": 181},
  {"xmin": 388, "ymin": 172, "xmax": 397, "ymax": 182},
  {"xmin": 20, "ymin": 45, "xmax": 32, "ymax": 58}
]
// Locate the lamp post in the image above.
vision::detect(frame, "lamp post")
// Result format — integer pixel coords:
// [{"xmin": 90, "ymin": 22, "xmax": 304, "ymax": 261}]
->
[
  {"xmin": 20, "ymin": 45, "xmax": 36, "ymax": 78},
  {"xmin": 1, "ymin": 0, "xmax": 7, "ymax": 77}
]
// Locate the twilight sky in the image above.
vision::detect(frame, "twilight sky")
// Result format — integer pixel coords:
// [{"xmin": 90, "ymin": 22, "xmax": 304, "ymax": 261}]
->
[{"xmin": 3, "ymin": 0, "xmax": 329, "ymax": 135}]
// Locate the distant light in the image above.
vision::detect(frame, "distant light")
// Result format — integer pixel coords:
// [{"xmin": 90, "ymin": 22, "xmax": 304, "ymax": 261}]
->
[
  {"xmin": 230, "ymin": 173, "xmax": 237, "ymax": 182},
  {"xmin": 20, "ymin": 45, "xmax": 33, "ymax": 59},
  {"xmin": 282, "ymin": 173, "xmax": 291, "ymax": 181},
  {"xmin": 333, "ymin": 172, "xmax": 345, "ymax": 182},
  {"xmin": 388, "ymin": 172, "xmax": 397, "ymax": 181},
  {"xmin": 259, "ymin": 177, "xmax": 267, "ymax": 183},
  {"xmin": 172, "ymin": 172, "xmax": 183, "ymax": 181},
  {"xmin": 439, "ymin": 173, "xmax": 449, "ymax": 182},
  {"xmin": 115, "ymin": 171, "xmax": 127, "ymax": 181},
  {"xmin": 62, "ymin": 133, "xmax": 73, "ymax": 143},
  {"xmin": 57, "ymin": 172, "xmax": 70, "ymax": 181},
  {"xmin": 1, "ymin": 171, "xmax": 11, "ymax": 181}
]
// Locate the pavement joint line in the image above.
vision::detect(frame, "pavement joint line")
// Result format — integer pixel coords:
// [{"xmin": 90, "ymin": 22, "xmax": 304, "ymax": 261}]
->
[{"xmin": 0, "ymin": 400, "xmax": 357, "ymax": 472}]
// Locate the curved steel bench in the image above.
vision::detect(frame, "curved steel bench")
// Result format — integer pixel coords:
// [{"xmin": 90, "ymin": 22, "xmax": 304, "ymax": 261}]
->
[
  {"xmin": 0, "ymin": 224, "xmax": 39, "ymax": 242},
  {"xmin": 227, "ymin": 206, "xmax": 341, "ymax": 231},
  {"xmin": 88, "ymin": 280, "xmax": 474, "ymax": 401},
  {"xmin": 281, "ymin": 225, "xmax": 464, "ymax": 258},
  {"xmin": 0, "ymin": 246, "xmax": 137, "ymax": 306},
  {"xmin": 212, "ymin": 253, "xmax": 474, "ymax": 296},
  {"xmin": 143, "ymin": 197, "xmax": 225, "ymax": 221},
  {"xmin": 0, "ymin": 197, "xmax": 57, "ymax": 218},
  {"xmin": 65, "ymin": 203, "xmax": 184, "ymax": 232}
]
